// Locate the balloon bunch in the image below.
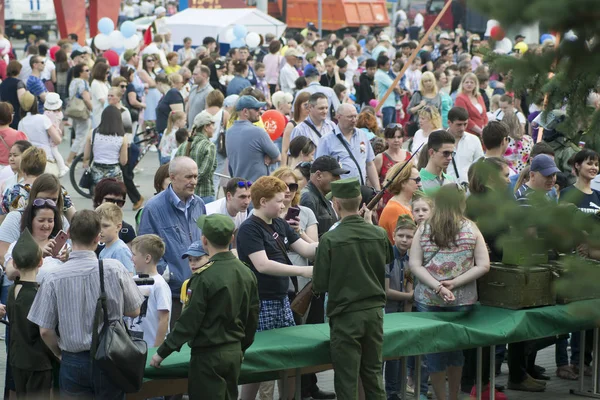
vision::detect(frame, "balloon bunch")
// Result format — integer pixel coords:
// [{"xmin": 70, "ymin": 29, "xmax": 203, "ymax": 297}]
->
[
  {"xmin": 223, "ymin": 24, "xmax": 262, "ymax": 50},
  {"xmin": 94, "ymin": 18, "xmax": 141, "ymax": 54}
]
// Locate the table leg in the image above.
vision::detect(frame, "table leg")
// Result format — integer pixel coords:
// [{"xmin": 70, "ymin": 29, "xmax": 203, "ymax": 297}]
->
[
  {"xmin": 489, "ymin": 346, "xmax": 495, "ymax": 400},
  {"xmin": 571, "ymin": 329, "xmax": 600, "ymax": 399},
  {"xmin": 476, "ymin": 347, "xmax": 482, "ymax": 400},
  {"xmin": 281, "ymin": 370, "xmax": 289, "ymax": 398},
  {"xmin": 400, "ymin": 357, "xmax": 407, "ymax": 400},
  {"xmin": 415, "ymin": 355, "xmax": 422, "ymax": 399},
  {"xmin": 295, "ymin": 368, "xmax": 302, "ymax": 400},
  {"xmin": 594, "ymin": 329, "xmax": 599, "ymax": 394}
]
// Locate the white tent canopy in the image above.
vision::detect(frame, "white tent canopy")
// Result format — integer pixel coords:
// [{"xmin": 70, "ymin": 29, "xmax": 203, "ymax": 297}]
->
[{"xmin": 166, "ymin": 8, "xmax": 287, "ymax": 45}]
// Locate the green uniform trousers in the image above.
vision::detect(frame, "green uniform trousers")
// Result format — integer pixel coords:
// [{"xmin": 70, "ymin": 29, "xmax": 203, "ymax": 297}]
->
[
  {"xmin": 329, "ymin": 307, "xmax": 385, "ymax": 400},
  {"xmin": 189, "ymin": 343, "xmax": 243, "ymax": 400}
]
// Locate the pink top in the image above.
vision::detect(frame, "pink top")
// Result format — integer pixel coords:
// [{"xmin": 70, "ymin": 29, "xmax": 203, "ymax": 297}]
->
[{"xmin": 263, "ymin": 53, "xmax": 284, "ymax": 85}]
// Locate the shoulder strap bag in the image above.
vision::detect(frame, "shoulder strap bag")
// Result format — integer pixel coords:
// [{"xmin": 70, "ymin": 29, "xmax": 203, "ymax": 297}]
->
[
  {"xmin": 302, "ymin": 120, "xmax": 322, "ymax": 140},
  {"xmin": 335, "ymin": 132, "xmax": 365, "ymax": 185},
  {"xmin": 78, "ymin": 129, "xmax": 96, "ymax": 190},
  {"xmin": 65, "ymin": 81, "xmax": 90, "ymax": 120},
  {"xmin": 91, "ymin": 260, "xmax": 147, "ymax": 393}
]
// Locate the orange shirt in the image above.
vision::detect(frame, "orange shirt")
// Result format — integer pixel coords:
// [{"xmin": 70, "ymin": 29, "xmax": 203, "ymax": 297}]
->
[{"xmin": 378, "ymin": 200, "xmax": 413, "ymax": 242}]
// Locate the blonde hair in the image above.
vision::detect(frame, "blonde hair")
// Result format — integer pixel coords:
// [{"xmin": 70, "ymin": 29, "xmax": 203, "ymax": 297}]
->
[
  {"xmin": 167, "ymin": 72, "xmax": 183, "ymax": 86},
  {"xmin": 165, "ymin": 111, "xmax": 186, "ymax": 135},
  {"xmin": 458, "ymin": 72, "xmax": 480, "ymax": 97},
  {"xmin": 271, "ymin": 166, "xmax": 300, "ymax": 206},
  {"xmin": 490, "ymin": 94, "xmax": 501, "ymax": 112},
  {"xmin": 95, "ymin": 202, "xmax": 123, "ymax": 225},
  {"xmin": 418, "ymin": 106, "xmax": 443, "ymax": 130},
  {"xmin": 502, "ymin": 111, "xmax": 522, "ymax": 139},
  {"xmin": 385, "ymin": 161, "xmax": 415, "ymax": 195},
  {"xmin": 419, "ymin": 71, "xmax": 438, "ymax": 95},
  {"xmin": 132, "ymin": 234, "xmax": 165, "ymax": 263},
  {"xmin": 514, "ymin": 166, "xmax": 530, "ymax": 193},
  {"xmin": 271, "ymin": 91, "xmax": 293, "ymax": 110},
  {"xmin": 412, "ymin": 192, "xmax": 433, "ymax": 211}
]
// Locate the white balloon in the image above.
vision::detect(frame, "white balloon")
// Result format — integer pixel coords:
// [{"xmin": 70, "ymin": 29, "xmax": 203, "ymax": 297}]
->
[
  {"xmin": 94, "ymin": 34, "xmax": 111, "ymax": 51},
  {"xmin": 123, "ymin": 34, "xmax": 141, "ymax": 50},
  {"xmin": 224, "ymin": 28, "xmax": 235, "ymax": 43},
  {"xmin": 109, "ymin": 30, "xmax": 125, "ymax": 49},
  {"xmin": 495, "ymin": 37, "xmax": 513, "ymax": 54},
  {"xmin": 246, "ymin": 32, "xmax": 261, "ymax": 49}
]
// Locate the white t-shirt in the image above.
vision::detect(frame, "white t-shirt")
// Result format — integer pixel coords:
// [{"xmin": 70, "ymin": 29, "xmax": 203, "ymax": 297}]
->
[
  {"xmin": 205, "ymin": 197, "xmax": 248, "ymax": 231},
  {"xmin": 127, "ymin": 273, "xmax": 172, "ymax": 347},
  {"xmin": 91, "ymin": 80, "xmax": 110, "ymax": 129},
  {"xmin": 411, "ymin": 129, "xmax": 429, "ymax": 155},
  {"xmin": 5, "ymin": 240, "xmax": 66, "ymax": 284},
  {"xmin": 17, "ymin": 114, "xmax": 54, "ymax": 160},
  {"xmin": 41, "ymin": 58, "xmax": 56, "ymax": 81},
  {"xmin": 493, "ymin": 108, "xmax": 526, "ymax": 125}
]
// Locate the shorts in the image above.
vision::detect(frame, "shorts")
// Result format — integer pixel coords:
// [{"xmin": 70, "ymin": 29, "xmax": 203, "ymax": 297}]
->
[
  {"xmin": 415, "ymin": 302, "xmax": 473, "ymax": 373},
  {"xmin": 257, "ymin": 297, "xmax": 296, "ymax": 332}
]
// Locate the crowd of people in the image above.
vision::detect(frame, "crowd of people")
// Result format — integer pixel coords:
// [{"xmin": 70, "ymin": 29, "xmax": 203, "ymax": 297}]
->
[{"xmin": 0, "ymin": 1, "xmax": 597, "ymax": 400}]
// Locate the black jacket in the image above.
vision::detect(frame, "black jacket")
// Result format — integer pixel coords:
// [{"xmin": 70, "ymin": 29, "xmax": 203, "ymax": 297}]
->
[{"xmin": 357, "ymin": 72, "xmax": 375, "ymax": 106}]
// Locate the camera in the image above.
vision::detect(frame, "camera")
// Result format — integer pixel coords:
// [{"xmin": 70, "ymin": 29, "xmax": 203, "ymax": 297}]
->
[{"xmin": 134, "ymin": 274, "xmax": 155, "ymax": 286}]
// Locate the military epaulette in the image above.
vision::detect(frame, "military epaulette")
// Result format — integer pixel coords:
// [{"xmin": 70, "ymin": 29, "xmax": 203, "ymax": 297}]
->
[
  {"xmin": 181, "ymin": 262, "xmax": 215, "ymax": 306},
  {"xmin": 193, "ymin": 261, "xmax": 214, "ymax": 275}
]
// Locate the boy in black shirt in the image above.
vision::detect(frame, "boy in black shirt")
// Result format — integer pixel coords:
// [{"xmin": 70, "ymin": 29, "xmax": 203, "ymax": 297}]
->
[{"xmin": 7, "ymin": 229, "xmax": 53, "ymax": 398}]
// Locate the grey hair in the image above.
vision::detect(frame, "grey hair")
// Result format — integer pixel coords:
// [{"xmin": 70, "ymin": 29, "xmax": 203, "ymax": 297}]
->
[
  {"xmin": 169, "ymin": 156, "xmax": 196, "ymax": 176},
  {"xmin": 336, "ymin": 103, "xmax": 355, "ymax": 116}
]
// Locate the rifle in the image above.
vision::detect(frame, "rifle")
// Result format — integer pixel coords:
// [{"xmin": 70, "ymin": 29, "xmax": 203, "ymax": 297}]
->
[{"xmin": 366, "ymin": 142, "xmax": 425, "ymax": 211}]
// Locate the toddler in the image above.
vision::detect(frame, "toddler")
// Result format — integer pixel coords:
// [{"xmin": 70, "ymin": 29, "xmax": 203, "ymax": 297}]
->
[{"xmin": 43, "ymin": 93, "xmax": 69, "ymax": 176}]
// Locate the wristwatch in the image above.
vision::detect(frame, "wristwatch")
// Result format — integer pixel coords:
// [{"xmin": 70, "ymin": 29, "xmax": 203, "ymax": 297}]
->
[{"xmin": 298, "ymin": 228, "xmax": 305, "ymax": 236}]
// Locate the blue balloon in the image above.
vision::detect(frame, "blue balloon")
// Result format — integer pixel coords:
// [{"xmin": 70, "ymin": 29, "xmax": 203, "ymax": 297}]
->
[
  {"xmin": 98, "ymin": 17, "xmax": 115, "ymax": 35},
  {"xmin": 230, "ymin": 38, "xmax": 246, "ymax": 49},
  {"xmin": 113, "ymin": 47, "xmax": 125, "ymax": 55},
  {"xmin": 233, "ymin": 25, "xmax": 248, "ymax": 39},
  {"xmin": 120, "ymin": 21, "xmax": 136, "ymax": 38},
  {"xmin": 540, "ymin": 34, "xmax": 553, "ymax": 44}
]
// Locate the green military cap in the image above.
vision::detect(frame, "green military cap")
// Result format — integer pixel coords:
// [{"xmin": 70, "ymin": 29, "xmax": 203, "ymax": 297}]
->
[
  {"xmin": 13, "ymin": 228, "xmax": 42, "ymax": 269},
  {"xmin": 330, "ymin": 177, "xmax": 361, "ymax": 199},
  {"xmin": 197, "ymin": 214, "xmax": 236, "ymax": 247}
]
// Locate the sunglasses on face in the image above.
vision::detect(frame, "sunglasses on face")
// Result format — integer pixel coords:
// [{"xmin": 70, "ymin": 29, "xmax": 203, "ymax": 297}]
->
[
  {"xmin": 119, "ymin": 84, "xmax": 127, "ymax": 88},
  {"xmin": 103, "ymin": 197, "xmax": 126, "ymax": 207},
  {"xmin": 410, "ymin": 177, "xmax": 422, "ymax": 183},
  {"xmin": 236, "ymin": 181, "xmax": 252, "ymax": 189},
  {"xmin": 33, "ymin": 198, "xmax": 56, "ymax": 208},
  {"xmin": 287, "ymin": 183, "xmax": 299, "ymax": 192},
  {"xmin": 439, "ymin": 150, "xmax": 457, "ymax": 158},
  {"xmin": 147, "ymin": 59, "xmax": 156, "ymax": 62}
]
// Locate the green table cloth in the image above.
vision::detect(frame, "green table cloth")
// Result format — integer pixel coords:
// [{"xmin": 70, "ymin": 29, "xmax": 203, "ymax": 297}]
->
[{"xmin": 144, "ymin": 301, "xmax": 600, "ymax": 383}]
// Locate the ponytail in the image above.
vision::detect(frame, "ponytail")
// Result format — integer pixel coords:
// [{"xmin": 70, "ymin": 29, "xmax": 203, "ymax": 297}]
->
[{"xmin": 165, "ymin": 111, "xmax": 186, "ymax": 135}]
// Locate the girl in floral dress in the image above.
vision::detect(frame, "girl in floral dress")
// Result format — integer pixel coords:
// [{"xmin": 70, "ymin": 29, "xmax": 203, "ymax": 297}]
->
[{"xmin": 502, "ymin": 112, "xmax": 532, "ymax": 174}]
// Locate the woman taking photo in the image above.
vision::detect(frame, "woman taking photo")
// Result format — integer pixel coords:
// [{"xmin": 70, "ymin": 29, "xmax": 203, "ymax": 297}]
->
[
  {"xmin": 139, "ymin": 54, "xmax": 162, "ymax": 127},
  {"xmin": 175, "ymin": 110, "xmax": 217, "ymax": 204},
  {"xmin": 408, "ymin": 71, "xmax": 442, "ymax": 121},
  {"xmin": 409, "ymin": 184, "xmax": 490, "ymax": 400},
  {"xmin": 0, "ymin": 61, "xmax": 27, "ymax": 129},
  {"xmin": 226, "ymin": 60, "xmax": 251, "ymax": 96},
  {"xmin": 83, "ymin": 105, "xmax": 128, "ymax": 188},
  {"xmin": 90, "ymin": 62, "xmax": 111, "ymax": 129},
  {"xmin": 378, "ymin": 161, "xmax": 422, "ymax": 241},
  {"xmin": 282, "ymin": 92, "xmax": 310, "ymax": 166},
  {"xmin": 454, "ymin": 72, "xmax": 488, "ymax": 136},
  {"xmin": 66, "ymin": 63, "xmax": 93, "ymax": 166}
]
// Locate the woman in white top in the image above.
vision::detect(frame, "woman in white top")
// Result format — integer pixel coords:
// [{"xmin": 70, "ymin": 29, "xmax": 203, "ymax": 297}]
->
[
  {"xmin": 17, "ymin": 94, "xmax": 62, "ymax": 176},
  {"xmin": 83, "ymin": 105, "xmax": 128, "ymax": 189},
  {"xmin": 90, "ymin": 62, "xmax": 111, "ymax": 129}
]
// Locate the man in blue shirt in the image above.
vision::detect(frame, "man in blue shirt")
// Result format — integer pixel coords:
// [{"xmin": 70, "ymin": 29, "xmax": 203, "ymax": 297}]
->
[
  {"xmin": 139, "ymin": 156, "xmax": 206, "ymax": 329},
  {"xmin": 375, "ymin": 55, "xmax": 399, "ymax": 127},
  {"xmin": 26, "ymin": 56, "xmax": 48, "ymax": 114},
  {"xmin": 294, "ymin": 65, "xmax": 340, "ymax": 119},
  {"xmin": 316, "ymin": 104, "xmax": 380, "ymax": 190}
]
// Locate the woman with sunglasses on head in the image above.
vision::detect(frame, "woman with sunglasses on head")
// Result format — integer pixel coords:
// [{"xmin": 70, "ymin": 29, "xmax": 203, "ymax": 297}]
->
[
  {"xmin": 139, "ymin": 54, "xmax": 162, "ymax": 127},
  {"xmin": 93, "ymin": 178, "xmax": 137, "ymax": 252},
  {"xmin": 378, "ymin": 161, "xmax": 422, "ymax": 242},
  {"xmin": 66, "ymin": 63, "xmax": 93, "ymax": 166}
]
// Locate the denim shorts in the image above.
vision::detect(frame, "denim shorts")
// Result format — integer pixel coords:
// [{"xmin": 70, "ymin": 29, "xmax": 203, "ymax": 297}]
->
[{"xmin": 415, "ymin": 302, "xmax": 473, "ymax": 373}]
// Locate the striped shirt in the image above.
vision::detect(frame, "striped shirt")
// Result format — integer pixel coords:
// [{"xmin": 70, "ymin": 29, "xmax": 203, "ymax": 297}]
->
[
  {"xmin": 26, "ymin": 75, "xmax": 47, "ymax": 114},
  {"xmin": 27, "ymin": 250, "xmax": 144, "ymax": 353}
]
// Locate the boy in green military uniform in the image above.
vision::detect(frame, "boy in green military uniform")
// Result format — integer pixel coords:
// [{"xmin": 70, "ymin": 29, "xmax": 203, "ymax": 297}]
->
[
  {"xmin": 313, "ymin": 177, "xmax": 394, "ymax": 400},
  {"xmin": 150, "ymin": 214, "xmax": 260, "ymax": 400}
]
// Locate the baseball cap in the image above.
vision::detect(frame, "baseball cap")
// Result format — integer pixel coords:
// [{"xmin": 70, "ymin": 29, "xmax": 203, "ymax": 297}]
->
[
  {"xmin": 223, "ymin": 94, "xmax": 239, "ymax": 108},
  {"xmin": 213, "ymin": 60, "xmax": 226, "ymax": 70},
  {"xmin": 379, "ymin": 34, "xmax": 391, "ymax": 43},
  {"xmin": 310, "ymin": 155, "xmax": 350, "ymax": 176},
  {"xmin": 285, "ymin": 48, "xmax": 301, "ymax": 58},
  {"xmin": 515, "ymin": 34, "xmax": 525, "ymax": 40},
  {"xmin": 530, "ymin": 154, "xmax": 560, "ymax": 177},
  {"xmin": 81, "ymin": 46, "xmax": 92, "ymax": 54},
  {"xmin": 182, "ymin": 241, "xmax": 207, "ymax": 259},
  {"xmin": 193, "ymin": 110, "xmax": 217, "ymax": 129},
  {"xmin": 123, "ymin": 49, "xmax": 137, "ymax": 62},
  {"xmin": 307, "ymin": 22, "xmax": 318, "ymax": 33},
  {"xmin": 70, "ymin": 49, "xmax": 84, "ymax": 60},
  {"xmin": 304, "ymin": 64, "xmax": 319, "ymax": 78},
  {"xmin": 197, "ymin": 214, "xmax": 236, "ymax": 247},
  {"xmin": 439, "ymin": 32, "xmax": 451, "ymax": 40},
  {"xmin": 235, "ymin": 95, "xmax": 266, "ymax": 111}
]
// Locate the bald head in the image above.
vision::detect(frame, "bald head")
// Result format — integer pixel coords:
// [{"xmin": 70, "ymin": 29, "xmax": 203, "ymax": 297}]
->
[
  {"xmin": 336, "ymin": 104, "xmax": 358, "ymax": 132},
  {"xmin": 169, "ymin": 157, "xmax": 199, "ymax": 200}
]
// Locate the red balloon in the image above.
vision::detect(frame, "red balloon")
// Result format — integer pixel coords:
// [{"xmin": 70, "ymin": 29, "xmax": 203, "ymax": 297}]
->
[
  {"xmin": 261, "ymin": 110, "xmax": 286, "ymax": 141},
  {"xmin": 103, "ymin": 50, "xmax": 119, "ymax": 67},
  {"xmin": 490, "ymin": 26, "xmax": 505, "ymax": 41},
  {"xmin": 49, "ymin": 45, "xmax": 60, "ymax": 61}
]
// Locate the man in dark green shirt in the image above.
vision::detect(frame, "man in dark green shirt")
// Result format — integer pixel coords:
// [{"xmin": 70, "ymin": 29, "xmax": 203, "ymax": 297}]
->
[
  {"xmin": 151, "ymin": 214, "xmax": 260, "ymax": 400},
  {"xmin": 313, "ymin": 177, "xmax": 394, "ymax": 400}
]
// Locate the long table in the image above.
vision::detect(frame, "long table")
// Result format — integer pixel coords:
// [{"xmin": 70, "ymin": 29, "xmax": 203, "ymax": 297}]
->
[{"xmin": 129, "ymin": 300, "xmax": 600, "ymax": 399}]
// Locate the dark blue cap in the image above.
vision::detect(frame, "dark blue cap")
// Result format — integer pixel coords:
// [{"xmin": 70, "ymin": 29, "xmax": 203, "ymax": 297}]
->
[
  {"xmin": 182, "ymin": 241, "xmax": 208, "ymax": 259},
  {"xmin": 304, "ymin": 64, "xmax": 319, "ymax": 78},
  {"xmin": 530, "ymin": 154, "xmax": 560, "ymax": 177}
]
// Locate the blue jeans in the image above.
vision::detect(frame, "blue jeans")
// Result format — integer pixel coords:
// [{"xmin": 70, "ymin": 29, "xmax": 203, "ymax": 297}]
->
[
  {"xmin": 60, "ymin": 351, "xmax": 124, "ymax": 399},
  {"xmin": 416, "ymin": 303, "xmax": 472, "ymax": 373},
  {"xmin": 382, "ymin": 107, "xmax": 396, "ymax": 128}
]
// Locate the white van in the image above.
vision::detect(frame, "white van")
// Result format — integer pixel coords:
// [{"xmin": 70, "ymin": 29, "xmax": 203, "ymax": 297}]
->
[{"xmin": 5, "ymin": 0, "xmax": 57, "ymax": 40}]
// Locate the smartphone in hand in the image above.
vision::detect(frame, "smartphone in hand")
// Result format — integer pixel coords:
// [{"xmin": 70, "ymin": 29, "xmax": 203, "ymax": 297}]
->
[
  {"xmin": 52, "ymin": 230, "xmax": 69, "ymax": 257},
  {"xmin": 284, "ymin": 206, "xmax": 301, "ymax": 222}
]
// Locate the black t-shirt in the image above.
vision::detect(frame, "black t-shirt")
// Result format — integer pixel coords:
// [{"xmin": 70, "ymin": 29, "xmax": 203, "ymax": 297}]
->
[
  {"xmin": 156, "ymin": 88, "xmax": 184, "ymax": 133},
  {"xmin": 560, "ymin": 186, "xmax": 600, "ymax": 216},
  {"xmin": 236, "ymin": 215, "xmax": 300, "ymax": 300}
]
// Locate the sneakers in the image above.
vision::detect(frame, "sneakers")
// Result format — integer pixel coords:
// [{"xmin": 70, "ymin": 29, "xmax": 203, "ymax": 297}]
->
[
  {"xmin": 470, "ymin": 384, "xmax": 507, "ymax": 400},
  {"xmin": 133, "ymin": 196, "xmax": 145, "ymax": 211},
  {"xmin": 507, "ymin": 374, "xmax": 546, "ymax": 392}
]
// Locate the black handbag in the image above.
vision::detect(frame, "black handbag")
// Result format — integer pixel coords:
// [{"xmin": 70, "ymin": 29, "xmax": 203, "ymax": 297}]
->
[
  {"xmin": 91, "ymin": 260, "xmax": 148, "ymax": 393},
  {"xmin": 79, "ymin": 129, "xmax": 96, "ymax": 189}
]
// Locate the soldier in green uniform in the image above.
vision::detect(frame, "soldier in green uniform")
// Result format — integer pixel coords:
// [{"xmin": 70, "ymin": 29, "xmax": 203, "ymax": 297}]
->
[
  {"xmin": 150, "ymin": 214, "xmax": 260, "ymax": 400},
  {"xmin": 313, "ymin": 177, "xmax": 394, "ymax": 400}
]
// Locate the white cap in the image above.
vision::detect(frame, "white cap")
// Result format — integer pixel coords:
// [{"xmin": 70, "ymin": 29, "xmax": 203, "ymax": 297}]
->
[
  {"xmin": 155, "ymin": 6, "xmax": 166, "ymax": 15},
  {"xmin": 193, "ymin": 110, "xmax": 217, "ymax": 129},
  {"xmin": 379, "ymin": 34, "xmax": 391, "ymax": 43}
]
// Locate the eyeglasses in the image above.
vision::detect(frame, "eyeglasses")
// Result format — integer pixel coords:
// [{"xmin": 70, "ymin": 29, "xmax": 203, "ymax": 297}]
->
[
  {"xmin": 410, "ymin": 177, "xmax": 422, "ymax": 183},
  {"xmin": 438, "ymin": 150, "xmax": 456, "ymax": 158},
  {"xmin": 33, "ymin": 198, "xmax": 56, "ymax": 208},
  {"xmin": 287, "ymin": 183, "xmax": 299, "ymax": 192},
  {"xmin": 147, "ymin": 59, "xmax": 156, "ymax": 62},
  {"xmin": 236, "ymin": 181, "xmax": 252, "ymax": 189},
  {"xmin": 119, "ymin": 84, "xmax": 127, "ymax": 88},
  {"xmin": 103, "ymin": 197, "xmax": 126, "ymax": 207}
]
